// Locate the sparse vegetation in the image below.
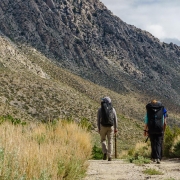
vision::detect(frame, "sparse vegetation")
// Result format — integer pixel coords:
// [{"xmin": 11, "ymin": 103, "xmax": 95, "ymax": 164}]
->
[
  {"xmin": 119, "ymin": 125, "xmax": 180, "ymax": 165},
  {"xmin": 127, "ymin": 155, "xmax": 151, "ymax": 165},
  {"xmin": 143, "ymin": 168, "xmax": 163, "ymax": 175}
]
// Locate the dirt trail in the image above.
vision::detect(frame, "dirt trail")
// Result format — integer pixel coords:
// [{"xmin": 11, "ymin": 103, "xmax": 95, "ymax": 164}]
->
[{"xmin": 84, "ymin": 159, "xmax": 180, "ymax": 180}]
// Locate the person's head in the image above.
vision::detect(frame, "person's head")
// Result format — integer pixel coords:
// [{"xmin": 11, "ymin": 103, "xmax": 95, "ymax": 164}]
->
[
  {"xmin": 101, "ymin": 96, "xmax": 111, "ymax": 104},
  {"xmin": 151, "ymin": 99, "xmax": 162, "ymax": 106},
  {"xmin": 151, "ymin": 99, "xmax": 157, "ymax": 104}
]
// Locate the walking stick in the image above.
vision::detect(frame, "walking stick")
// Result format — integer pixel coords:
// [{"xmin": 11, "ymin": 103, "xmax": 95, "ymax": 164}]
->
[
  {"xmin": 115, "ymin": 133, "xmax": 117, "ymax": 158},
  {"xmin": 145, "ymin": 136, "xmax": 149, "ymax": 143}
]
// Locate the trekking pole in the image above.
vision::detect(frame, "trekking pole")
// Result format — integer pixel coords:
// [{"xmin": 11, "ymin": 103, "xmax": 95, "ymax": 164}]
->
[
  {"xmin": 145, "ymin": 136, "xmax": 149, "ymax": 143},
  {"xmin": 144, "ymin": 130, "xmax": 149, "ymax": 143},
  {"xmin": 115, "ymin": 133, "xmax": 117, "ymax": 158}
]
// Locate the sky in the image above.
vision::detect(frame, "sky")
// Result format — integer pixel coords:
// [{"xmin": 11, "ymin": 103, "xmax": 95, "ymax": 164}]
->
[{"xmin": 100, "ymin": 0, "xmax": 180, "ymax": 46}]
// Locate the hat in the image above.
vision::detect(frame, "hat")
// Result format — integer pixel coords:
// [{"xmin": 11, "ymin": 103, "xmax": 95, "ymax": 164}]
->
[{"xmin": 102, "ymin": 97, "xmax": 111, "ymax": 103}]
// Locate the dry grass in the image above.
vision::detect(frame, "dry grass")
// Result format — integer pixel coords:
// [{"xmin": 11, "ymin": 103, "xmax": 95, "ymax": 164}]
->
[
  {"xmin": 0, "ymin": 120, "xmax": 92, "ymax": 180},
  {"xmin": 118, "ymin": 141, "xmax": 151, "ymax": 159},
  {"xmin": 173, "ymin": 135, "xmax": 180, "ymax": 145}
]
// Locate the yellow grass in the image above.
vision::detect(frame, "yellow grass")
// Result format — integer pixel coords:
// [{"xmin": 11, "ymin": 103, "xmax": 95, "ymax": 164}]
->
[
  {"xmin": 173, "ymin": 135, "xmax": 180, "ymax": 145},
  {"xmin": 0, "ymin": 120, "xmax": 92, "ymax": 180}
]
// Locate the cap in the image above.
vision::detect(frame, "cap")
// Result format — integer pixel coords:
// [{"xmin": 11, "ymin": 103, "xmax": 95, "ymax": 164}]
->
[{"xmin": 102, "ymin": 97, "xmax": 111, "ymax": 103}]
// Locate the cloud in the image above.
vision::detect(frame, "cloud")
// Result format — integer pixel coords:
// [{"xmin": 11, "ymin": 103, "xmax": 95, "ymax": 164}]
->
[
  {"xmin": 145, "ymin": 25, "xmax": 166, "ymax": 39},
  {"xmin": 100, "ymin": 0, "xmax": 180, "ymax": 44}
]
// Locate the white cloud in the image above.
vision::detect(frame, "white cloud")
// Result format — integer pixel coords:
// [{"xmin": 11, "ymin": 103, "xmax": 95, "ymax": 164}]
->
[
  {"xmin": 100, "ymin": 0, "xmax": 180, "ymax": 45},
  {"xmin": 145, "ymin": 25, "xmax": 166, "ymax": 39}
]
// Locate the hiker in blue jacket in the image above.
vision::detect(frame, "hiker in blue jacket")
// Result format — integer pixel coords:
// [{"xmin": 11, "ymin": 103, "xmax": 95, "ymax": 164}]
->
[{"xmin": 144, "ymin": 100, "xmax": 167, "ymax": 164}]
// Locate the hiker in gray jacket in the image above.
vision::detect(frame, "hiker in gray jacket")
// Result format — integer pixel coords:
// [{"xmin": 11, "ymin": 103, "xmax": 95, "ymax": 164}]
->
[{"xmin": 97, "ymin": 97, "xmax": 118, "ymax": 161}]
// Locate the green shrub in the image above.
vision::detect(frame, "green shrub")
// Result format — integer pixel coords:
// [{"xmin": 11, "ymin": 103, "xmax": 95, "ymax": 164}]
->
[
  {"xmin": 164, "ymin": 126, "xmax": 174, "ymax": 157},
  {"xmin": 164, "ymin": 125, "xmax": 180, "ymax": 157},
  {"xmin": 173, "ymin": 141, "xmax": 180, "ymax": 157},
  {"xmin": 91, "ymin": 145, "xmax": 103, "ymax": 160}
]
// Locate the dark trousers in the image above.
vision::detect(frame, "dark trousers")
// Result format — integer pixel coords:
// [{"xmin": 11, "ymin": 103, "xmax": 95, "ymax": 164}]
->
[{"xmin": 149, "ymin": 134, "xmax": 163, "ymax": 160}]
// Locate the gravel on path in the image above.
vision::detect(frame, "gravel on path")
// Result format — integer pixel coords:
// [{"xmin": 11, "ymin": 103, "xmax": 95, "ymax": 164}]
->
[{"xmin": 84, "ymin": 159, "xmax": 180, "ymax": 180}]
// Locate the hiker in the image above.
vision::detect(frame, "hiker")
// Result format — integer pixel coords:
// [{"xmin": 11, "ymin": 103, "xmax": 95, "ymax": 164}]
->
[
  {"xmin": 144, "ymin": 100, "xmax": 167, "ymax": 164},
  {"xmin": 97, "ymin": 97, "xmax": 118, "ymax": 161}
]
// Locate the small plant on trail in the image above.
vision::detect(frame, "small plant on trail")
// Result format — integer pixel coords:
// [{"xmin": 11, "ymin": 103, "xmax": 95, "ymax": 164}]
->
[
  {"xmin": 127, "ymin": 155, "xmax": 151, "ymax": 165},
  {"xmin": 143, "ymin": 168, "xmax": 163, "ymax": 175}
]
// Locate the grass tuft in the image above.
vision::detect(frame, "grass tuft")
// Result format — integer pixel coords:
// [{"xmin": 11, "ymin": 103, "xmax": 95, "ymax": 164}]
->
[{"xmin": 143, "ymin": 168, "xmax": 163, "ymax": 175}]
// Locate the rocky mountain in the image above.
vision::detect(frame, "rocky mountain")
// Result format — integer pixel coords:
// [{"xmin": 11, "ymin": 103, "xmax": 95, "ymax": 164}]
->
[{"xmin": 0, "ymin": 0, "xmax": 180, "ymax": 125}]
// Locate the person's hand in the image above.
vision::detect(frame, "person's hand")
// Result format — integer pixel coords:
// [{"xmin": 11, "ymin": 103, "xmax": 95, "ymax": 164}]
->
[
  {"xmin": 114, "ymin": 129, "xmax": 118, "ymax": 134},
  {"xmin": 144, "ymin": 130, "xmax": 148, "ymax": 137}
]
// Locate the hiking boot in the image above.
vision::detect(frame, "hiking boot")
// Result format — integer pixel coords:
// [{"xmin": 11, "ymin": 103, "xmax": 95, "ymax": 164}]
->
[
  {"xmin": 151, "ymin": 159, "xmax": 156, "ymax": 162},
  {"xmin": 108, "ymin": 157, "xmax": 112, "ymax": 161},
  {"xmin": 103, "ymin": 153, "xmax": 107, "ymax": 160},
  {"xmin": 157, "ymin": 159, "xmax": 161, "ymax": 164}
]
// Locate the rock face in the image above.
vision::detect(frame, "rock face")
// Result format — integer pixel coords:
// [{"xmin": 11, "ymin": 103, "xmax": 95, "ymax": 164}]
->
[{"xmin": 0, "ymin": 0, "xmax": 180, "ymax": 107}]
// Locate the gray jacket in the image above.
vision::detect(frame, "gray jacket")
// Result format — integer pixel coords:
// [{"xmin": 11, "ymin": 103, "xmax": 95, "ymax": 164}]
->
[{"xmin": 97, "ymin": 107, "xmax": 118, "ymax": 131}]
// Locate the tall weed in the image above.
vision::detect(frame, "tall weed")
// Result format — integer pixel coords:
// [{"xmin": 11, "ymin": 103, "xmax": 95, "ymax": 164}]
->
[{"xmin": 0, "ymin": 120, "xmax": 92, "ymax": 179}]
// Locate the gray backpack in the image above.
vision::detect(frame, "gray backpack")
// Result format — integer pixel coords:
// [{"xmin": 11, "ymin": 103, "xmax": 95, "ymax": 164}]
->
[{"xmin": 101, "ymin": 101, "xmax": 114, "ymax": 127}]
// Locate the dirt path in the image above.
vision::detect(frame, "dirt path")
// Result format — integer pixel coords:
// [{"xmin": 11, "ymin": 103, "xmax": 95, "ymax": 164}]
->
[{"xmin": 84, "ymin": 159, "xmax": 180, "ymax": 180}]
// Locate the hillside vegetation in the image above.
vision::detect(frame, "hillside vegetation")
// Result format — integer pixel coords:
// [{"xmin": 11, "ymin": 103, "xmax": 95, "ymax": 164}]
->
[
  {"xmin": 1, "ymin": 35, "xmax": 180, "ymax": 150},
  {"xmin": 1, "ymin": 0, "xmax": 180, "ymax": 108}
]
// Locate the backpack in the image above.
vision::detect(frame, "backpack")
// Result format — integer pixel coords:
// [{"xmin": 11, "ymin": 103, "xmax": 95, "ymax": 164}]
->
[
  {"xmin": 146, "ymin": 102, "xmax": 164, "ymax": 134},
  {"xmin": 101, "ymin": 101, "xmax": 114, "ymax": 127}
]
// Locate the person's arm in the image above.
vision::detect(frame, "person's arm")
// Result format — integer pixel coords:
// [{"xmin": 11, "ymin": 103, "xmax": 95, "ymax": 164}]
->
[
  {"xmin": 144, "ymin": 114, "xmax": 148, "ymax": 136},
  {"xmin": 163, "ymin": 108, "xmax": 167, "ymax": 132},
  {"xmin": 113, "ymin": 108, "xmax": 118, "ymax": 133},
  {"xmin": 164, "ymin": 118, "xmax": 167, "ymax": 132},
  {"xmin": 97, "ymin": 108, "xmax": 101, "ymax": 133},
  {"xmin": 144, "ymin": 124, "xmax": 148, "ymax": 136}
]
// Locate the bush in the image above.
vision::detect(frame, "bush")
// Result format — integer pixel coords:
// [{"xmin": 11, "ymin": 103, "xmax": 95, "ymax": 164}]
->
[
  {"xmin": 91, "ymin": 145, "xmax": 103, "ymax": 160},
  {"xmin": 164, "ymin": 125, "xmax": 180, "ymax": 157},
  {"xmin": 127, "ymin": 142, "xmax": 151, "ymax": 158},
  {"xmin": 173, "ymin": 141, "xmax": 180, "ymax": 157}
]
